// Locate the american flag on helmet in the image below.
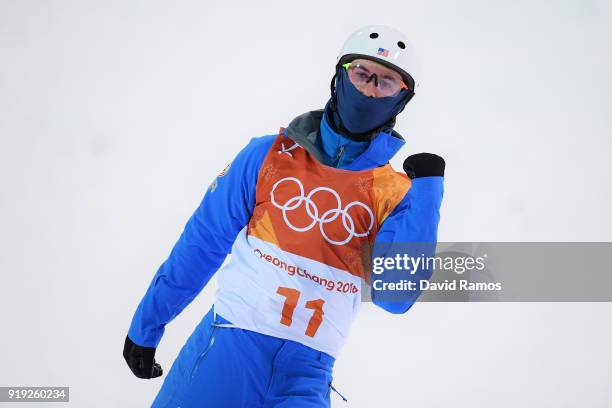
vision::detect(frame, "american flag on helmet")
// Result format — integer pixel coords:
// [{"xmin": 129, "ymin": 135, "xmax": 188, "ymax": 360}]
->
[{"xmin": 376, "ymin": 47, "xmax": 389, "ymax": 57}]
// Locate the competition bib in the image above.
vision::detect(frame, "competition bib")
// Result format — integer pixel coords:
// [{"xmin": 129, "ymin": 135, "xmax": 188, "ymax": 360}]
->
[{"xmin": 214, "ymin": 130, "xmax": 410, "ymax": 357}]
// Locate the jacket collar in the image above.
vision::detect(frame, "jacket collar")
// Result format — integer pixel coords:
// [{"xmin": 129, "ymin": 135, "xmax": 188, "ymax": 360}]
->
[{"xmin": 282, "ymin": 110, "xmax": 405, "ymax": 171}]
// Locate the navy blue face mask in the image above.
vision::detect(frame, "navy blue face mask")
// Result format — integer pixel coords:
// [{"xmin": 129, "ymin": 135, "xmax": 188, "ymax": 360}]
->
[{"xmin": 332, "ymin": 66, "xmax": 413, "ymax": 135}]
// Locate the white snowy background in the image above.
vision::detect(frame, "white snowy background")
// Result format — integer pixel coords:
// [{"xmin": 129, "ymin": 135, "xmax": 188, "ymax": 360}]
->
[{"xmin": 1, "ymin": 0, "xmax": 611, "ymax": 407}]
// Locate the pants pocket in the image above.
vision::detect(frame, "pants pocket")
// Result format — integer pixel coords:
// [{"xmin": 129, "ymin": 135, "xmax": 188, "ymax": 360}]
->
[{"xmin": 188, "ymin": 319, "xmax": 218, "ymax": 382}]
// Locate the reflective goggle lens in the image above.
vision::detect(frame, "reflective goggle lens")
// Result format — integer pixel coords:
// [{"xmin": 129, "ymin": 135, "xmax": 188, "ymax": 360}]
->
[{"xmin": 343, "ymin": 62, "xmax": 408, "ymax": 97}]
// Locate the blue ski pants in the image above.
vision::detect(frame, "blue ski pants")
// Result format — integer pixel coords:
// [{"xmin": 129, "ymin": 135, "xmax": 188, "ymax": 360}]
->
[{"xmin": 150, "ymin": 306, "xmax": 336, "ymax": 407}]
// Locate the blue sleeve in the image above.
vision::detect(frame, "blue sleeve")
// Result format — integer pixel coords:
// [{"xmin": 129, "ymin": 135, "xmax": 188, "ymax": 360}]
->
[
  {"xmin": 127, "ymin": 135, "xmax": 275, "ymax": 347},
  {"xmin": 370, "ymin": 176, "xmax": 444, "ymax": 314}
]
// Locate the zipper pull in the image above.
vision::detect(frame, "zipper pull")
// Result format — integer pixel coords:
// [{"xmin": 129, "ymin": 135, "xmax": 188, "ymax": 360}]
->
[{"xmin": 333, "ymin": 145, "xmax": 346, "ymax": 167}]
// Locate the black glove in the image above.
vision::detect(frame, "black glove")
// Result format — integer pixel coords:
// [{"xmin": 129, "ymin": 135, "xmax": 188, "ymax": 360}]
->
[
  {"xmin": 403, "ymin": 153, "xmax": 445, "ymax": 179},
  {"xmin": 123, "ymin": 335, "xmax": 163, "ymax": 379}
]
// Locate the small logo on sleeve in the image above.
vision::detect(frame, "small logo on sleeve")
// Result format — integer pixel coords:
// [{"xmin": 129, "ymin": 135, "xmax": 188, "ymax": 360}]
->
[
  {"xmin": 209, "ymin": 162, "xmax": 232, "ymax": 192},
  {"xmin": 218, "ymin": 162, "xmax": 231, "ymax": 177}
]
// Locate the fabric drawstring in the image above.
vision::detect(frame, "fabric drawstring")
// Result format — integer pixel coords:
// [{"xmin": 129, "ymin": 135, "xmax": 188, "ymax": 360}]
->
[
  {"xmin": 211, "ymin": 322, "xmax": 238, "ymax": 328},
  {"xmin": 330, "ymin": 382, "xmax": 348, "ymax": 402},
  {"xmin": 211, "ymin": 322, "xmax": 237, "ymax": 328}
]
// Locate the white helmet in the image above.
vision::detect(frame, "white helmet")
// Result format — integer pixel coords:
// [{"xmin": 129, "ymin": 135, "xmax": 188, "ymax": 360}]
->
[{"xmin": 336, "ymin": 25, "xmax": 418, "ymax": 91}]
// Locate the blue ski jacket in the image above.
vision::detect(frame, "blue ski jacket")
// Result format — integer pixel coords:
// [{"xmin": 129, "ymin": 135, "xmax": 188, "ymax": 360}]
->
[{"xmin": 128, "ymin": 109, "xmax": 444, "ymax": 348}]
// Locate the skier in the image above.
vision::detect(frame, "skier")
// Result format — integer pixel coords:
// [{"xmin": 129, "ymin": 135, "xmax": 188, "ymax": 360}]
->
[{"xmin": 123, "ymin": 25, "xmax": 445, "ymax": 407}]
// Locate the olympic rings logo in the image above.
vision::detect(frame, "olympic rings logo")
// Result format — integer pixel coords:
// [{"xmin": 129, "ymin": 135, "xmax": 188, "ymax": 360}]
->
[{"xmin": 270, "ymin": 177, "xmax": 374, "ymax": 246}]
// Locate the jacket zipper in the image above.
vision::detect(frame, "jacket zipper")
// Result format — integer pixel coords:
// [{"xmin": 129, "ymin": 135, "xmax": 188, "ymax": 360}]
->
[{"xmin": 332, "ymin": 145, "xmax": 345, "ymax": 167}]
